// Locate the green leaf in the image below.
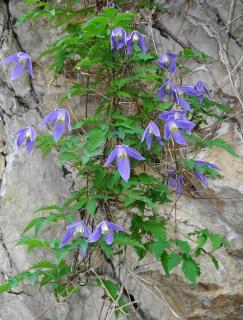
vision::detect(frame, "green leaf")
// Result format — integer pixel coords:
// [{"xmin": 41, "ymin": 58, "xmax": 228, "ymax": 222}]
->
[
  {"xmin": 85, "ymin": 198, "xmax": 97, "ymax": 217},
  {"xmin": 96, "ymin": 279, "xmax": 117, "ymax": 300},
  {"xmin": 161, "ymin": 252, "xmax": 182, "ymax": 275},
  {"xmin": 149, "ymin": 240, "xmax": 170, "ymax": 260},
  {"xmin": 209, "ymin": 233, "xmax": 224, "ymax": 250},
  {"xmin": 86, "ymin": 126, "xmax": 109, "ymax": 153},
  {"xmin": 182, "ymin": 256, "xmax": 200, "ymax": 283},
  {"xmin": 173, "ymin": 240, "xmax": 190, "ymax": 255},
  {"xmin": 201, "ymin": 139, "xmax": 238, "ymax": 157},
  {"xmin": 211, "ymin": 256, "xmax": 219, "ymax": 270},
  {"xmin": 114, "ymin": 233, "xmax": 146, "ymax": 250},
  {"xmin": 0, "ymin": 282, "xmax": 12, "ymax": 294},
  {"xmin": 30, "ymin": 260, "xmax": 56, "ymax": 270}
]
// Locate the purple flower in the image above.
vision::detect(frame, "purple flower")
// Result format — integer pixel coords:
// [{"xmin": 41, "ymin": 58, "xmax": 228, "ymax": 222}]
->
[
  {"xmin": 39, "ymin": 108, "xmax": 72, "ymax": 142},
  {"xmin": 167, "ymin": 169, "xmax": 185, "ymax": 195},
  {"xmin": 141, "ymin": 120, "xmax": 162, "ymax": 150},
  {"xmin": 3, "ymin": 52, "xmax": 33, "ymax": 80},
  {"xmin": 107, "ymin": 1, "xmax": 119, "ymax": 8},
  {"xmin": 158, "ymin": 52, "xmax": 178, "ymax": 76},
  {"xmin": 15, "ymin": 126, "xmax": 36, "ymax": 155},
  {"xmin": 193, "ymin": 161, "xmax": 220, "ymax": 188},
  {"xmin": 110, "ymin": 27, "xmax": 127, "ymax": 51},
  {"xmin": 194, "ymin": 81, "xmax": 210, "ymax": 104},
  {"xmin": 157, "ymin": 80, "xmax": 200, "ymax": 111},
  {"xmin": 159, "ymin": 110, "xmax": 195, "ymax": 145},
  {"xmin": 104, "ymin": 144, "xmax": 145, "ymax": 182},
  {"xmin": 60, "ymin": 220, "xmax": 90, "ymax": 248},
  {"xmin": 88, "ymin": 220, "xmax": 123, "ymax": 245},
  {"xmin": 127, "ymin": 31, "xmax": 146, "ymax": 55}
]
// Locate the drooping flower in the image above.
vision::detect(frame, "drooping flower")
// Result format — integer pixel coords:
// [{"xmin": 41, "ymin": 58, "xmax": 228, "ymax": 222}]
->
[
  {"xmin": 127, "ymin": 31, "xmax": 146, "ymax": 55},
  {"xmin": 15, "ymin": 125, "xmax": 36, "ymax": 155},
  {"xmin": 167, "ymin": 169, "xmax": 185, "ymax": 195},
  {"xmin": 141, "ymin": 120, "xmax": 162, "ymax": 150},
  {"xmin": 3, "ymin": 52, "xmax": 33, "ymax": 80},
  {"xmin": 193, "ymin": 160, "xmax": 220, "ymax": 188},
  {"xmin": 60, "ymin": 220, "xmax": 90, "ymax": 249},
  {"xmin": 159, "ymin": 110, "xmax": 195, "ymax": 145},
  {"xmin": 104, "ymin": 144, "xmax": 145, "ymax": 182},
  {"xmin": 158, "ymin": 52, "xmax": 178, "ymax": 76},
  {"xmin": 110, "ymin": 27, "xmax": 127, "ymax": 51},
  {"xmin": 39, "ymin": 108, "xmax": 72, "ymax": 142},
  {"xmin": 194, "ymin": 81, "xmax": 210, "ymax": 104},
  {"xmin": 88, "ymin": 220, "xmax": 123, "ymax": 245},
  {"xmin": 107, "ymin": 1, "xmax": 119, "ymax": 8},
  {"xmin": 157, "ymin": 80, "xmax": 200, "ymax": 111}
]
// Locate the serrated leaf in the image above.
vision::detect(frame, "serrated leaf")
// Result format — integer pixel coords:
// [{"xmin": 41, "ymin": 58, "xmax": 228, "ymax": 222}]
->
[
  {"xmin": 85, "ymin": 198, "xmax": 97, "ymax": 217},
  {"xmin": 114, "ymin": 233, "xmax": 146, "ymax": 250},
  {"xmin": 149, "ymin": 240, "xmax": 170, "ymax": 260},
  {"xmin": 173, "ymin": 240, "xmax": 190, "ymax": 255},
  {"xmin": 161, "ymin": 252, "xmax": 182, "ymax": 275},
  {"xmin": 182, "ymin": 256, "xmax": 200, "ymax": 283}
]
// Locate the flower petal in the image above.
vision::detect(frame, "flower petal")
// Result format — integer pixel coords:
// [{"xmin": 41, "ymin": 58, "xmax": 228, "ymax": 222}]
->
[
  {"xmin": 3, "ymin": 53, "xmax": 19, "ymax": 64},
  {"xmin": 39, "ymin": 110, "xmax": 59, "ymax": 127},
  {"xmin": 26, "ymin": 140, "xmax": 35, "ymax": 155},
  {"xmin": 53, "ymin": 122, "xmax": 65, "ymax": 142},
  {"xmin": 25, "ymin": 58, "xmax": 33, "ymax": 78},
  {"xmin": 65, "ymin": 110, "xmax": 72, "ymax": 131},
  {"xmin": 105, "ymin": 232, "xmax": 114, "ymax": 245},
  {"xmin": 171, "ymin": 130, "xmax": 187, "ymax": 145},
  {"xmin": 88, "ymin": 226, "xmax": 102, "ymax": 243},
  {"xmin": 125, "ymin": 146, "xmax": 145, "ymax": 160},
  {"xmin": 10, "ymin": 63, "xmax": 25, "ymax": 80},
  {"xmin": 106, "ymin": 221, "xmax": 123, "ymax": 232},
  {"xmin": 16, "ymin": 132, "xmax": 26, "ymax": 149},
  {"xmin": 116, "ymin": 156, "xmax": 130, "ymax": 182},
  {"xmin": 60, "ymin": 227, "xmax": 75, "ymax": 248},
  {"xmin": 104, "ymin": 147, "xmax": 118, "ymax": 167}
]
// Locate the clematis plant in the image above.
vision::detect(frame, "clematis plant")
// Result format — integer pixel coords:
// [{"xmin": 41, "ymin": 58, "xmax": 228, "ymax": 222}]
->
[
  {"xmin": 158, "ymin": 52, "xmax": 178, "ymax": 75},
  {"xmin": 141, "ymin": 120, "xmax": 162, "ymax": 149},
  {"xmin": 104, "ymin": 144, "xmax": 145, "ymax": 182},
  {"xmin": 110, "ymin": 27, "xmax": 127, "ymax": 51},
  {"xmin": 127, "ymin": 31, "xmax": 146, "ymax": 55},
  {"xmin": 193, "ymin": 161, "xmax": 220, "ymax": 188},
  {"xmin": 194, "ymin": 81, "xmax": 210, "ymax": 104},
  {"xmin": 159, "ymin": 110, "xmax": 195, "ymax": 145},
  {"xmin": 167, "ymin": 169, "xmax": 185, "ymax": 195},
  {"xmin": 15, "ymin": 125, "xmax": 36, "ymax": 155},
  {"xmin": 157, "ymin": 80, "xmax": 200, "ymax": 111},
  {"xmin": 3, "ymin": 52, "xmax": 33, "ymax": 80},
  {"xmin": 3, "ymin": 2, "xmax": 235, "ymax": 313},
  {"xmin": 39, "ymin": 108, "xmax": 72, "ymax": 142},
  {"xmin": 60, "ymin": 221, "xmax": 90, "ymax": 248},
  {"xmin": 88, "ymin": 220, "xmax": 123, "ymax": 245}
]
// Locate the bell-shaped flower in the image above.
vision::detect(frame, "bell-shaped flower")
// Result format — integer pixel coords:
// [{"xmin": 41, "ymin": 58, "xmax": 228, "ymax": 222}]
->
[
  {"xmin": 157, "ymin": 80, "xmax": 200, "ymax": 112},
  {"xmin": 39, "ymin": 108, "xmax": 72, "ymax": 142},
  {"xmin": 60, "ymin": 220, "xmax": 90, "ymax": 249},
  {"xmin": 193, "ymin": 160, "xmax": 220, "ymax": 188},
  {"xmin": 194, "ymin": 81, "xmax": 210, "ymax": 104},
  {"xmin": 159, "ymin": 110, "xmax": 195, "ymax": 145},
  {"xmin": 104, "ymin": 144, "xmax": 145, "ymax": 182},
  {"xmin": 159, "ymin": 110, "xmax": 195, "ymax": 135},
  {"xmin": 158, "ymin": 52, "xmax": 178, "ymax": 76},
  {"xmin": 88, "ymin": 220, "xmax": 123, "ymax": 245},
  {"xmin": 15, "ymin": 125, "xmax": 36, "ymax": 155},
  {"xmin": 110, "ymin": 27, "xmax": 127, "ymax": 51},
  {"xmin": 127, "ymin": 31, "xmax": 146, "ymax": 55},
  {"xmin": 141, "ymin": 120, "xmax": 162, "ymax": 150},
  {"xmin": 167, "ymin": 169, "xmax": 185, "ymax": 195},
  {"xmin": 3, "ymin": 52, "xmax": 33, "ymax": 80}
]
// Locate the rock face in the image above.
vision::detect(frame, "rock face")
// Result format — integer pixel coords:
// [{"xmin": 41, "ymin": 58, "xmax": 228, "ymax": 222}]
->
[{"xmin": 0, "ymin": 0, "xmax": 243, "ymax": 319}]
